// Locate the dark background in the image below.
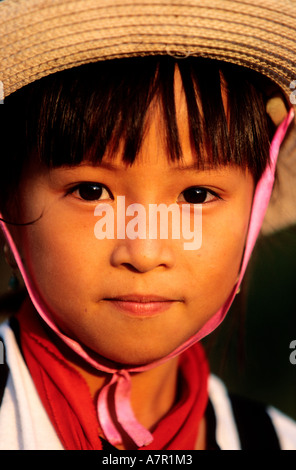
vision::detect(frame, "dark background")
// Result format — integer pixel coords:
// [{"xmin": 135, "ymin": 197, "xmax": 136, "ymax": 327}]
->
[{"xmin": 202, "ymin": 225, "xmax": 296, "ymax": 421}]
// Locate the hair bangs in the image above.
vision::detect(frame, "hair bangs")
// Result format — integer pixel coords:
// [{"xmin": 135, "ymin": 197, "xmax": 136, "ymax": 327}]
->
[{"xmin": 1, "ymin": 56, "xmax": 273, "ymax": 214}]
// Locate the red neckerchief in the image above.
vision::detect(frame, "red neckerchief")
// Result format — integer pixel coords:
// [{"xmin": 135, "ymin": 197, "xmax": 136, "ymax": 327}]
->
[{"xmin": 17, "ymin": 301, "xmax": 209, "ymax": 450}]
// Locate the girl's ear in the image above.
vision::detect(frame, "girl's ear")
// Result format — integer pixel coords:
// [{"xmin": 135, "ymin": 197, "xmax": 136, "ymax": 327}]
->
[{"xmin": 266, "ymin": 94, "xmax": 288, "ymax": 127}]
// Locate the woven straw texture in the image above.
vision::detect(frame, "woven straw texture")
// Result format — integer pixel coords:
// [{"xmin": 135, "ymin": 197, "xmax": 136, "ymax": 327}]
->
[{"xmin": 0, "ymin": 0, "xmax": 296, "ymax": 98}]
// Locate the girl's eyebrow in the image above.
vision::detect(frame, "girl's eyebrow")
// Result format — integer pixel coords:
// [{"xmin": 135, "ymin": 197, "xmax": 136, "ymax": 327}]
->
[
  {"xmin": 67, "ymin": 161, "xmax": 222, "ymax": 173},
  {"xmin": 170, "ymin": 163, "xmax": 223, "ymax": 172},
  {"xmin": 95, "ymin": 162, "xmax": 217, "ymax": 172},
  {"xmin": 96, "ymin": 161, "xmax": 123, "ymax": 171},
  {"xmin": 172, "ymin": 164, "xmax": 209, "ymax": 171}
]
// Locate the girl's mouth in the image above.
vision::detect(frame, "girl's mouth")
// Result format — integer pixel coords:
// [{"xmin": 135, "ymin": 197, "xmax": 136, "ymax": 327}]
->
[{"xmin": 103, "ymin": 294, "xmax": 179, "ymax": 317}]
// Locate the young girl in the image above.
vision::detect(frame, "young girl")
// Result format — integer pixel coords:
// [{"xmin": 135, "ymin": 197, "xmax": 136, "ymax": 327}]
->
[{"xmin": 0, "ymin": 0, "xmax": 295, "ymax": 450}]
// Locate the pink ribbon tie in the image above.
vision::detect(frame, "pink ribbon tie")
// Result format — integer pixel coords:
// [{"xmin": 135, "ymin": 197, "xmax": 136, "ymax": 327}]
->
[{"xmin": 97, "ymin": 369, "xmax": 153, "ymax": 447}]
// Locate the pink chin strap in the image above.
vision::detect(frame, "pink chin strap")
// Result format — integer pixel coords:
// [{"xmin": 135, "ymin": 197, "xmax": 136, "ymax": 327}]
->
[{"xmin": 0, "ymin": 109, "xmax": 294, "ymax": 447}]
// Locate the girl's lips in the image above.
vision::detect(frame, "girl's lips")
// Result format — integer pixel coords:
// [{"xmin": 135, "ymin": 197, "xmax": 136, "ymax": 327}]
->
[{"xmin": 104, "ymin": 295, "xmax": 179, "ymax": 317}]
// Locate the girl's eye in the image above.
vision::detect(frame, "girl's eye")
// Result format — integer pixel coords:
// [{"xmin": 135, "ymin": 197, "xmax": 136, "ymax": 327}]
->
[
  {"xmin": 69, "ymin": 183, "xmax": 112, "ymax": 202},
  {"xmin": 179, "ymin": 187, "xmax": 219, "ymax": 204}
]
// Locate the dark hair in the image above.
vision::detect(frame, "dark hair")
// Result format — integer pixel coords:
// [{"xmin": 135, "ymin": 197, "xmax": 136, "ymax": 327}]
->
[{"xmin": 0, "ymin": 56, "xmax": 273, "ymax": 217}]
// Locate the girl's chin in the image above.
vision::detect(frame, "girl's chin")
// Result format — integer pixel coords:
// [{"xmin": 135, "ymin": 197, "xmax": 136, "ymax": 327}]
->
[{"xmin": 82, "ymin": 339, "xmax": 181, "ymax": 368}]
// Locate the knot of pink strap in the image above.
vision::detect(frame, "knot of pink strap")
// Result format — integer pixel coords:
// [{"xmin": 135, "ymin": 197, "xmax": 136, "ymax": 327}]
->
[{"xmin": 97, "ymin": 369, "xmax": 153, "ymax": 447}]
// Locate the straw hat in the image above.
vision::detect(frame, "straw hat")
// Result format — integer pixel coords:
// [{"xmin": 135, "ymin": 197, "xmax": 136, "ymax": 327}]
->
[
  {"xmin": 0, "ymin": 0, "xmax": 295, "ymax": 232},
  {"xmin": 0, "ymin": 0, "xmax": 296, "ymax": 102},
  {"xmin": 0, "ymin": 5, "xmax": 294, "ymax": 253}
]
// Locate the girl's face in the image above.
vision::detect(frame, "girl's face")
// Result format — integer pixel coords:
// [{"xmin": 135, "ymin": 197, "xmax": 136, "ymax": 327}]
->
[{"xmin": 15, "ymin": 77, "xmax": 255, "ymax": 366}]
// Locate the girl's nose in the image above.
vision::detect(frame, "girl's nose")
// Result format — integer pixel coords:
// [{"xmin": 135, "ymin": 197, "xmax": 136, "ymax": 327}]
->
[{"xmin": 110, "ymin": 237, "xmax": 176, "ymax": 273}]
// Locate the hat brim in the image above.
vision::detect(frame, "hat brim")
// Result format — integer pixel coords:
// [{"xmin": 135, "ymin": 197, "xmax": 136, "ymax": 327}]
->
[{"xmin": 0, "ymin": 0, "xmax": 296, "ymax": 99}]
